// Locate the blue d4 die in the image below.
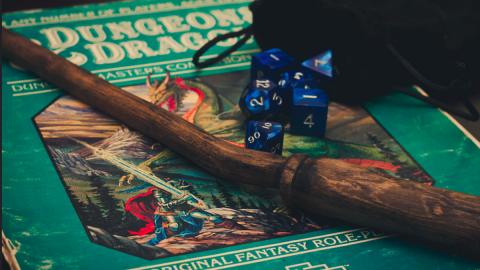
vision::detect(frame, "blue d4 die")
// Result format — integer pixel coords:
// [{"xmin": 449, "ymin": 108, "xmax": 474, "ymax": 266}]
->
[
  {"xmin": 290, "ymin": 88, "xmax": 329, "ymax": 137},
  {"xmin": 245, "ymin": 121, "xmax": 284, "ymax": 155},
  {"xmin": 251, "ymin": 48, "xmax": 294, "ymax": 80},
  {"xmin": 239, "ymin": 79, "xmax": 283, "ymax": 119},
  {"xmin": 302, "ymin": 50, "xmax": 333, "ymax": 79}
]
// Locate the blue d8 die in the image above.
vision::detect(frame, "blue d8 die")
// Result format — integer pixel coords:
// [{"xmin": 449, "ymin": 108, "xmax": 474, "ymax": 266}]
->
[
  {"xmin": 290, "ymin": 88, "xmax": 328, "ymax": 137},
  {"xmin": 239, "ymin": 79, "xmax": 283, "ymax": 119},
  {"xmin": 301, "ymin": 50, "xmax": 333, "ymax": 79},
  {"xmin": 245, "ymin": 121, "xmax": 284, "ymax": 154},
  {"xmin": 251, "ymin": 48, "xmax": 294, "ymax": 80}
]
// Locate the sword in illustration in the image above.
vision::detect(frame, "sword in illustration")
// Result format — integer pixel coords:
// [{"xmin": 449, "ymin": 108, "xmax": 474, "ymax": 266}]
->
[{"xmin": 70, "ymin": 138, "xmax": 208, "ymax": 210}]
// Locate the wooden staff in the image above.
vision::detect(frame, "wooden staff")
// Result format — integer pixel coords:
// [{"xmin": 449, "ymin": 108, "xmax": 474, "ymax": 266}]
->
[{"xmin": 2, "ymin": 27, "xmax": 479, "ymax": 254}]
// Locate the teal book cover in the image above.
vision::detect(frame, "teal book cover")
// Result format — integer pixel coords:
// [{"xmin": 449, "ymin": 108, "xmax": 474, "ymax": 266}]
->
[{"xmin": 2, "ymin": 1, "xmax": 480, "ymax": 269}]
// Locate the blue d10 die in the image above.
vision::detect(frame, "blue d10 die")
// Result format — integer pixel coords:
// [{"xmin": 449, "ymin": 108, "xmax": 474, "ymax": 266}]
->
[
  {"xmin": 290, "ymin": 88, "xmax": 329, "ymax": 137},
  {"xmin": 245, "ymin": 121, "xmax": 284, "ymax": 154},
  {"xmin": 251, "ymin": 48, "xmax": 294, "ymax": 80},
  {"xmin": 302, "ymin": 50, "xmax": 333, "ymax": 79},
  {"xmin": 239, "ymin": 79, "xmax": 283, "ymax": 119}
]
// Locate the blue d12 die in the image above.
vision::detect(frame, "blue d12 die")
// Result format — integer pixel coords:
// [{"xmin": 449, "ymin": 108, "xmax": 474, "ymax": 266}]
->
[
  {"xmin": 251, "ymin": 48, "xmax": 294, "ymax": 80},
  {"xmin": 239, "ymin": 79, "xmax": 283, "ymax": 119},
  {"xmin": 245, "ymin": 121, "xmax": 284, "ymax": 154},
  {"xmin": 302, "ymin": 50, "xmax": 333, "ymax": 79},
  {"xmin": 290, "ymin": 88, "xmax": 329, "ymax": 137}
]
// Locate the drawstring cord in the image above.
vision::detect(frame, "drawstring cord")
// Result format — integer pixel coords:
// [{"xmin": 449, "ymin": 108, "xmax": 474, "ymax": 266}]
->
[
  {"xmin": 192, "ymin": 26, "xmax": 253, "ymax": 69},
  {"xmin": 191, "ymin": 24, "xmax": 478, "ymax": 121},
  {"xmin": 387, "ymin": 43, "xmax": 479, "ymax": 121},
  {"xmin": 396, "ymin": 87, "xmax": 479, "ymax": 121}
]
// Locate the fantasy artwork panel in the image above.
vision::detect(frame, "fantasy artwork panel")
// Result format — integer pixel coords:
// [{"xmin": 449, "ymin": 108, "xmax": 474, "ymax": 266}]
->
[{"xmin": 33, "ymin": 70, "xmax": 432, "ymax": 259}]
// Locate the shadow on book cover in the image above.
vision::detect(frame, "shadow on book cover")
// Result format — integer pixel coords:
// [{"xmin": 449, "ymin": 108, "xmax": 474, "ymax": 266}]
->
[{"xmin": 33, "ymin": 70, "xmax": 432, "ymax": 260}]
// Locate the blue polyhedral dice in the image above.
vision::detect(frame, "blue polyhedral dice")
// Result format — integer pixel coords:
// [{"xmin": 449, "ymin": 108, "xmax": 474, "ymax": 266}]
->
[
  {"xmin": 251, "ymin": 48, "xmax": 294, "ymax": 80},
  {"xmin": 278, "ymin": 70, "xmax": 315, "ymax": 89},
  {"xmin": 290, "ymin": 87, "xmax": 329, "ymax": 137},
  {"xmin": 302, "ymin": 50, "xmax": 333, "ymax": 79},
  {"xmin": 245, "ymin": 121, "xmax": 284, "ymax": 154},
  {"xmin": 239, "ymin": 79, "xmax": 283, "ymax": 119},
  {"xmin": 277, "ymin": 70, "xmax": 317, "ymax": 107}
]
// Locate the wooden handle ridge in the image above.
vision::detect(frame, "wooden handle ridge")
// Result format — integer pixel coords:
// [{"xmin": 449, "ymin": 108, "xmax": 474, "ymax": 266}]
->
[
  {"xmin": 2, "ymin": 27, "xmax": 480, "ymax": 255},
  {"xmin": 289, "ymin": 157, "xmax": 480, "ymax": 253}
]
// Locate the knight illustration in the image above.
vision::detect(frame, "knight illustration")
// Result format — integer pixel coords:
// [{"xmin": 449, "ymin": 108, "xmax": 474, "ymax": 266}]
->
[
  {"xmin": 135, "ymin": 180, "xmax": 244, "ymax": 245},
  {"xmin": 71, "ymin": 136, "xmax": 245, "ymax": 245}
]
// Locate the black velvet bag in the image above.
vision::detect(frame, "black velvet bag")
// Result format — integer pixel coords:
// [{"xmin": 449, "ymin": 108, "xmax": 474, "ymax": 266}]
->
[{"xmin": 193, "ymin": 0, "xmax": 480, "ymax": 120}]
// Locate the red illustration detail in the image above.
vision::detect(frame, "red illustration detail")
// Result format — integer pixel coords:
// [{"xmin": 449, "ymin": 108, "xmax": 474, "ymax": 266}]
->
[
  {"xmin": 125, "ymin": 187, "xmax": 157, "ymax": 235},
  {"xmin": 341, "ymin": 158, "xmax": 401, "ymax": 173},
  {"xmin": 157, "ymin": 77, "xmax": 205, "ymax": 123}
]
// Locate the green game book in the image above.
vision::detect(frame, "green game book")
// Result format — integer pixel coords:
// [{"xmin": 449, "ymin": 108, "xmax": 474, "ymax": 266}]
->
[{"xmin": 2, "ymin": 1, "xmax": 480, "ymax": 269}]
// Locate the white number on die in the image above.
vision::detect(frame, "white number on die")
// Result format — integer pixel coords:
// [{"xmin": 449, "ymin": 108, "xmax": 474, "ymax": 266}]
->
[
  {"xmin": 256, "ymin": 80, "xmax": 271, "ymax": 88},
  {"xmin": 248, "ymin": 131, "xmax": 261, "ymax": 143},
  {"xmin": 294, "ymin": 72, "xmax": 303, "ymax": 80},
  {"xmin": 272, "ymin": 92, "xmax": 283, "ymax": 105},
  {"xmin": 261, "ymin": 122, "xmax": 272, "ymax": 129},
  {"xmin": 315, "ymin": 59, "xmax": 328, "ymax": 67},
  {"xmin": 249, "ymin": 96, "xmax": 264, "ymax": 107},
  {"xmin": 269, "ymin": 54, "xmax": 280, "ymax": 61},
  {"xmin": 304, "ymin": 114, "xmax": 315, "ymax": 128}
]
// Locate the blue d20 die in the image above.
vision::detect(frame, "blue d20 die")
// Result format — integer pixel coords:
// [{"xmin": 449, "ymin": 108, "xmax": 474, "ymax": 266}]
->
[
  {"xmin": 239, "ymin": 79, "xmax": 283, "ymax": 119},
  {"xmin": 251, "ymin": 48, "xmax": 294, "ymax": 80},
  {"xmin": 245, "ymin": 121, "xmax": 284, "ymax": 155},
  {"xmin": 290, "ymin": 88, "xmax": 329, "ymax": 137},
  {"xmin": 302, "ymin": 50, "xmax": 333, "ymax": 79}
]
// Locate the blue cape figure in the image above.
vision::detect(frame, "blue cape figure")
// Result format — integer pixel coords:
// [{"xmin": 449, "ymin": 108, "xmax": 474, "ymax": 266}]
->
[
  {"xmin": 147, "ymin": 185, "xmax": 229, "ymax": 245},
  {"xmin": 149, "ymin": 213, "xmax": 205, "ymax": 245}
]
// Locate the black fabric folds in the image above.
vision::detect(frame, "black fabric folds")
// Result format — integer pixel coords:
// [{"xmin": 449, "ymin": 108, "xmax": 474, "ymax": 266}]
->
[{"xmin": 193, "ymin": 0, "xmax": 480, "ymax": 120}]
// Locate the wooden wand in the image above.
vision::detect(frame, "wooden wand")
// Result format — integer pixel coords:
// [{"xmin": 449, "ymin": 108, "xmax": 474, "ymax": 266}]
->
[{"xmin": 2, "ymin": 27, "xmax": 479, "ymax": 255}]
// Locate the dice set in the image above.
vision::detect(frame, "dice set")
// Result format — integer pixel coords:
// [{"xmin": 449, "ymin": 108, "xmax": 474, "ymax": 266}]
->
[
  {"xmin": 239, "ymin": 79, "xmax": 283, "ymax": 119},
  {"xmin": 301, "ymin": 50, "xmax": 333, "ymax": 79},
  {"xmin": 277, "ymin": 70, "xmax": 315, "ymax": 110},
  {"xmin": 242, "ymin": 48, "xmax": 332, "ymax": 155},
  {"xmin": 245, "ymin": 121, "xmax": 284, "ymax": 155},
  {"xmin": 290, "ymin": 87, "xmax": 329, "ymax": 137},
  {"xmin": 250, "ymin": 48, "xmax": 294, "ymax": 80}
]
